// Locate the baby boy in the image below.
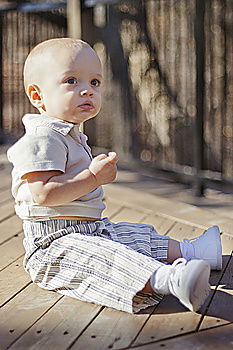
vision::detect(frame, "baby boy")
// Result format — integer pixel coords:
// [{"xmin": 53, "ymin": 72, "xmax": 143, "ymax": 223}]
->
[{"xmin": 7, "ymin": 38, "xmax": 222, "ymax": 313}]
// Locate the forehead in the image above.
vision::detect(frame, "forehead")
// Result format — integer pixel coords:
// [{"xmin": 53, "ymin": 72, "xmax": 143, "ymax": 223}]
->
[{"xmin": 43, "ymin": 46, "xmax": 102, "ymax": 73}]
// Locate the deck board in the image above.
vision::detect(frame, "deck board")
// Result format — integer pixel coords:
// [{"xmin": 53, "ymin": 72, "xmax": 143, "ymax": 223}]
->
[
  {"xmin": 8, "ymin": 299, "xmax": 102, "ymax": 350},
  {"xmin": 0, "ymin": 284, "xmax": 62, "ymax": 349},
  {"xmin": 110, "ymin": 206, "xmax": 146, "ymax": 223},
  {"xmin": 133, "ymin": 299, "xmax": 201, "ymax": 346},
  {"xmin": 69, "ymin": 307, "xmax": 152, "ymax": 350},
  {"xmin": 136, "ymin": 323, "xmax": 233, "ymax": 349},
  {"xmin": 0, "ymin": 164, "xmax": 12, "ymax": 190},
  {"xmin": 199, "ymin": 254, "xmax": 233, "ymax": 329},
  {"xmin": 0, "ymin": 257, "xmax": 31, "ymax": 307},
  {"xmin": 166, "ymin": 221, "xmax": 203, "ymax": 241},
  {"xmin": 0, "ymin": 215, "xmax": 22, "ymax": 245},
  {"xmin": 0, "ymin": 201, "xmax": 15, "ymax": 222},
  {"xmin": 0, "ymin": 188, "xmax": 13, "ymax": 204},
  {"xmin": 0, "ymin": 233, "xmax": 24, "ymax": 271},
  {"xmin": 0, "ymin": 160, "xmax": 232, "ymax": 350}
]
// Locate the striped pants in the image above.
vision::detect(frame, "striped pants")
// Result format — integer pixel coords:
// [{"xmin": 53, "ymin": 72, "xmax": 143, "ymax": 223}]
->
[{"xmin": 23, "ymin": 218, "xmax": 170, "ymax": 313}]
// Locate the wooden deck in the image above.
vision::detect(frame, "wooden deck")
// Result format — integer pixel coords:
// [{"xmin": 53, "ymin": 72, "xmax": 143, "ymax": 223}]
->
[{"xmin": 0, "ymin": 156, "xmax": 233, "ymax": 350}]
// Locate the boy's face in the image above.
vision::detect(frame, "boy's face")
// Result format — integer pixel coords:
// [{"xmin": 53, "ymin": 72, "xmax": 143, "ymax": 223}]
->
[{"xmin": 31, "ymin": 45, "xmax": 102, "ymax": 124}]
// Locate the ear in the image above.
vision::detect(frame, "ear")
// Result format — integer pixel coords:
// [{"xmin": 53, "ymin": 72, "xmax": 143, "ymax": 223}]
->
[{"xmin": 26, "ymin": 84, "xmax": 45, "ymax": 110}]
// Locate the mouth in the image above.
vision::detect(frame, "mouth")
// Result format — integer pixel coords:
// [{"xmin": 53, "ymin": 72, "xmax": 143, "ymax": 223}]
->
[{"xmin": 77, "ymin": 101, "xmax": 94, "ymax": 110}]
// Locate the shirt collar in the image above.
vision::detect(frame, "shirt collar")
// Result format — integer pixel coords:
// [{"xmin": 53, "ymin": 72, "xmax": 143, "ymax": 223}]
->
[{"xmin": 22, "ymin": 114, "xmax": 76, "ymax": 136}]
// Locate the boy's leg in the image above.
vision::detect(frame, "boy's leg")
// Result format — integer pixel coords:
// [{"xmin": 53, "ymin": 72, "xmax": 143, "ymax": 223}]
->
[
  {"xmin": 24, "ymin": 219, "xmax": 219, "ymax": 313},
  {"xmin": 142, "ymin": 225, "xmax": 222, "ymax": 311},
  {"xmin": 167, "ymin": 239, "xmax": 182, "ymax": 263},
  {"xmin": 23, "ymin": 219, "xmax": 167, "ymax": 314},
  {"xmin": 141, "ymin": 263, "xmax": 211, "ymax": 312},
  {"xmin": 110, "ymin": 222, "xmax": 220, "ymax": 312},
  {"xmin": 102, "ymin": 221, "xmax": 221, "ymax": 311},
  {"xmin": 141, "ymin": 236, "xmax": 212, "ymax": 310}
]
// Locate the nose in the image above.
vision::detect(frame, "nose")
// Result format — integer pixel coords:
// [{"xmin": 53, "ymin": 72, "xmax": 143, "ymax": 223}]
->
[{"xmin": 80, "ymin": 89, "xmax": 93, "ymax": 97}]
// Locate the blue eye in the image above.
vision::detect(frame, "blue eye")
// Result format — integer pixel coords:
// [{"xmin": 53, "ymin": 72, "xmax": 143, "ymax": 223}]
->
[
  {"xmin": 91, "ymin": 79, "xmax": 101, "ymax": 87},
  {"xmin": 66, "ymin": 77, "xmax": 78, "ymax": 84}
]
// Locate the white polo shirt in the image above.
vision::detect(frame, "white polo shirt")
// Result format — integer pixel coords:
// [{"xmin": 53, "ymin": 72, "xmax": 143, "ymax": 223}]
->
[{"xmin": 7, "ymin": 114, "xmax": 105, "ymax": 220}]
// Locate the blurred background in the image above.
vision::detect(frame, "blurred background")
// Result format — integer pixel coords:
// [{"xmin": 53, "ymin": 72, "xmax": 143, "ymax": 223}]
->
[{"xmin": 0, "ymin": 0, "xmax": 232, "ymax": 195}]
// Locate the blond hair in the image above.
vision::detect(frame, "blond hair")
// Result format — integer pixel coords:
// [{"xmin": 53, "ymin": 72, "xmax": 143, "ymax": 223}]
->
[{"xmin": 23, "ymin": 38, "xmax": 91, "ymax": 90}]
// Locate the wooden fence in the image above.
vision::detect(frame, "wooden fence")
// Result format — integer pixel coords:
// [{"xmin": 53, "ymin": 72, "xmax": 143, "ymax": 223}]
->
[
  {"xmin": 82, "ymin": 0, "xmax": 233, "ymax": 192},
  {"xmin": 0, "ymin": 0, "xmax": 232, "ymax": 193},
  {"xmin": 0, "ymin": 1, "xmax": 67, "ymax": 138}
]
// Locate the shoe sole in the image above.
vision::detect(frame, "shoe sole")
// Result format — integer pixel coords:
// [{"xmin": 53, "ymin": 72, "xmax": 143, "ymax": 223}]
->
[{"xmin": 180, "ymin": 260, "xmax": 211, "ymax": 312}]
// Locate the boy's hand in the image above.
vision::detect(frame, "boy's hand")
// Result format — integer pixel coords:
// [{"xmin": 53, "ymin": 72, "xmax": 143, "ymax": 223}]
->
[{"xmin": 89, "ymin": 152, "xmax": 118, "ymax": 186}]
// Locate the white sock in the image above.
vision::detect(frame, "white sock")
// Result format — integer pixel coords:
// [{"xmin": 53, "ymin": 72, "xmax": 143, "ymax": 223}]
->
[
  {"xmin": 150, "ymin": 265, "xmax": 172, "ymax": 295},
  {"xmin": 179, "ymin": 241, "xmax": 195, "ymax": 261}
]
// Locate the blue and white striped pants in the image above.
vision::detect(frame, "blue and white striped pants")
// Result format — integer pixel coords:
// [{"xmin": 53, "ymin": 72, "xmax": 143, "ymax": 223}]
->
[{"xmin": 23, "ymin": 218, "xmax": 170, "ymax": 313}]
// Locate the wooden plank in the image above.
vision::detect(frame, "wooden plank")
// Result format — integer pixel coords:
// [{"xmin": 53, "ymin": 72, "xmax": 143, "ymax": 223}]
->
[
  {"xmin": 110, "ymin": 206, "xmax": 146, "ymax": 223},
  {"xmin": 70, "ymin": 306, "xmax": 153, "ymax": 350},
  {"xmin": 141, "ymin": 214, "xmax": 175, "ymax": 235},
  {"xmin": 0, "ymin": 256, "xmax": 31, "ymax": 307},
  {"xmin": 0, "ymin": 187, "xmax": 12, "ymax": 204},
  {"xmin": 103, "ymin": 184, "xmax": 221, "ymax": 229},
  {"xmin": 0, "ymin": 284, "xmax": 62, "ymax": 350},
  {"xmin": 141, "ymin": 214, "xmax": 175, "ymax": 236},
  {"xmin": 140, "ymin": 214, "xmax": 168, "ymax": 232},
  {"xmin": 8, "ymin": 298, "xmax": 103, "ymax": 350},
  {"xmin": 0, "ymin": 200, "xmax": 15, "ymax": 222},
  {"xmin": 136, "ymin": 323, "xmax": 233, "ymax": 350},
  {"xmin": 0, "ymin": 232, "xmax": 24, "ymax": 271},
  {"xmin": 0, "ymin": 215, "xmax": 22, "ymax": 245},
  {"xmin": 221, "ymin": 233, "xmax": 233, "ymax": 255},
  {"xmin": 218, "ymin": 219, "xmax": 233, "ymax": 237},
  {"xmin": 149, "ymin": 216, "xmax": 176, "ymax": 236},
  {"xmin": 0, "ymin": 165, "xmax": 12, "ymax": 190},
  {"xmin": 199, "ymin": 254, "xmax": 233, "ymax": 329},
  {"xmin": 102, "ymin": 198, "xmax": 124, "ymax": 219},
  {"xmin": 133, "ymin": 296, "xmax": 201, "ymax": 346},
  {"xmin": 166, "ymin": 221, "xmax": 203, "ymax": 241}
]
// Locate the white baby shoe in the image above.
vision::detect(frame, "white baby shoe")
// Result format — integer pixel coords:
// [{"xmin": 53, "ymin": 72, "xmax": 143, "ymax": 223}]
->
[
  {"xmin": 151, "ymin": 258, "xmax": 211, "ymax": 312},
  {"xmin": 180, "ymin": 226, "xmax": 222, "ymax": 270}
]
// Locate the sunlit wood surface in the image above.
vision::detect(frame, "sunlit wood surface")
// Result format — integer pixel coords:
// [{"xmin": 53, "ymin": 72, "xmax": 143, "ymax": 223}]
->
[{"xmin": 0, "ymin": 160, "xmax": 232, "ymax": 350}]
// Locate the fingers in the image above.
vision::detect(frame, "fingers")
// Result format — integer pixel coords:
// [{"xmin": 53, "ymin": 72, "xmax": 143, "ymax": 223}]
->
[
  {"xmin": 108, "ymin": 152, "xmax": 118, "ymax": 163},
  {"xmin": 94, "ymin": 152, "xmax": 118, "ymax": 164},
  {"xmin": 95, "ymin": 154, "xmax": 108, "ymax": 161}
]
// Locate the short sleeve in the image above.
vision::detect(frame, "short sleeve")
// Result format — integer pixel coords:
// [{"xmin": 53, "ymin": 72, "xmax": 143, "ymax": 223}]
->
[{"xmin": 7, "ymin": 130, "xmax": 68, "ymax": 178}]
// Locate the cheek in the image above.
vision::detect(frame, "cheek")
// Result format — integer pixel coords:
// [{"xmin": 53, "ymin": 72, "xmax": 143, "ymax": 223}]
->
[
  {"xmin": 50, "ymin": 93, "xmax": 73, "ymax": 114},
  {"xmin": 63, "ymin": 92, "xmax": 76, "ymax": 106},
  {"xmin": 96, "ymin": 93, "xmax": 102, "ymax": 109}
]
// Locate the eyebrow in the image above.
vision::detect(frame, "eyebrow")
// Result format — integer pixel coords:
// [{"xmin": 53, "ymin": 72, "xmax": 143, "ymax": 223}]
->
[
  {"xmin": 60, "ymin": 71, "xmax": 103, "ymax": 81},
  {"xmin": 93, "ymin": 73, "xmax": 103, "ymax": 79}
]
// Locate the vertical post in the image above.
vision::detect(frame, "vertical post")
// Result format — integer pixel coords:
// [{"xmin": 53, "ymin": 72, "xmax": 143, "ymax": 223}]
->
[
  {"xmin": 193, "ymin": 0, "xmax": 205, "ymax": 196},
  {"xmin": 67, "ymin": 0, "xmax": 82, "ymax": 39},
  {"xmin": 67, "ymin": 0, "xmax": 83, "ymax": 131},
  {"xmin": 0, "ymin": 12, "xmax": 4, "ymax": 144}
]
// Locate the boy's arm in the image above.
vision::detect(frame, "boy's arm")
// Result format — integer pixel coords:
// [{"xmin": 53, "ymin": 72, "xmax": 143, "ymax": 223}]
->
[{"xmin": 25, "ymin": 152, "xmax": 118, "ymax": 206}]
